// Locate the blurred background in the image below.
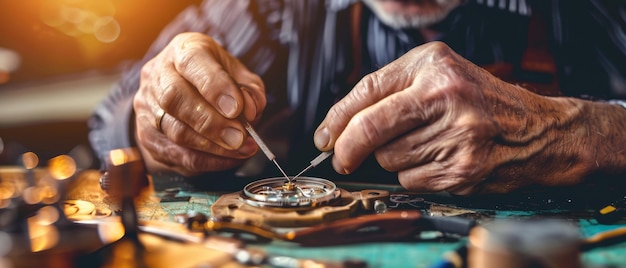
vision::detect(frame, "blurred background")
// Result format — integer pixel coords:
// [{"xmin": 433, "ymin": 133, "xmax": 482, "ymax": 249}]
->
[{"xmin": 0, "ymin": 0, "xmax": 202, "ymax": 168}]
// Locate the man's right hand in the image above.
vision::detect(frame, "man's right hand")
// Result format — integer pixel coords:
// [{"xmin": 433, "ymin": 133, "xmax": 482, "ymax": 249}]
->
[{"xmin": 133, "ymin": 32, "xmax": 266, "ymax": 176}]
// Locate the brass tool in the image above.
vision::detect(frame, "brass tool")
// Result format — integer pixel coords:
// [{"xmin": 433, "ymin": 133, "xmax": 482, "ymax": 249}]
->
[
  {"xmin": 292, "ymin": 150, "xmax": 334, "ymax": 180},
  {"xmin": 240, "ymin": 118, "xmax": 290, "ymax": 181}
]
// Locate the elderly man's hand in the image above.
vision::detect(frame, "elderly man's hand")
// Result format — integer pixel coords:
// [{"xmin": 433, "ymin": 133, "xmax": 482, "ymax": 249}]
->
[
  {"xmin": 314, "ymin": 41, "xmax": 607, "ymax": 195},
  {"xmin": 133, "ymin": 32, "xmax": 266, "ymax": 176}
]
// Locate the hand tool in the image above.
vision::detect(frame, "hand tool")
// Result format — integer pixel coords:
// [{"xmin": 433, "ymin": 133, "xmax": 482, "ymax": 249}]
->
[
  {"xmin": 239, "ymin": 118, "xmax": 290, "ymax": 181},
  {"xmin": 292, "ymin": 150, "xmax": 334, "ymax": 180},
  {"xmin": 77, "ymin": 217, "xmax": 363, "ymax": 268},
  {"xmin": 285, "ymin": 210, "xmax": 476, "ymax": 246},
  {"xmin": 180, "ymin": 209, "xmax": 476, "ymax": 247}
]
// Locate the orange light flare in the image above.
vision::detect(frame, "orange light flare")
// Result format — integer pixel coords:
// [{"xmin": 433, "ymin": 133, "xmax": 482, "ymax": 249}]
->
[
  {"xmin": 108, "ymin": 148, "xmax": 141, "ymax": 167},
  {"xmin": 1, "ymin": 0, "xmax": 203, "ymax": 84},
  {"xmin": 38, "ymin": 183, "xmax": 60, "ymax": 205},
  {"xmin": 1, "ymin": 0, "xmax": 118, "ymax": 79},
  {"xmin": 32, "ymin": 205, "xmax": 60, "ymax": 226},
  {"xmin": 0, "ymin": 182, "xmax": 16, "ymax": 200},
  {"xmin": 97, "ymin": 220, "xmax": 125, "ymax": 244},
  {"xmin": 21, "ymin": 152, "xmax": 40, "ymax": 170},
  {"xmin": 39, "ymin": 0, "xmax": 120, "ymax": 43},
  {"xmin": 27, "ymin": 206, "xmax": 61, "ymax": 252},
  {"xmin": 33, "ymin": 0, "xmax": 132, "ymax": 66},
  {"xmin": 22, "ymin": 186, "xmax": 44, "ymax": 205},
  {"xmin": 0, "ymin": 181, "xmax": 18, "ymax": 208},
  {"xmin": 47, "ymin": 155, "xmax": 77, "ymax": 181},
  {"xmin": 28, "ymin": 223, "xmax": 60, "ymax": 252},
  {"xmin": 22, "ymin": 183, "xmax": 60, "ymax": 205}
]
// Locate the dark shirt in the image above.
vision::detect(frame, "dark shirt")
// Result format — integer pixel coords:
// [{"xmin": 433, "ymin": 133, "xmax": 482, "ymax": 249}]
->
[{"xmin": 88, "ymin": 0, "xmax": 626, "ymax": 186}]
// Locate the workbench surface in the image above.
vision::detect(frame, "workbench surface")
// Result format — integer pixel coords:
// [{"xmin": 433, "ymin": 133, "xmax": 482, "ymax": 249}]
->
[{"xmin": 64, "ymin": 170, "xmax": 626, "ymax": 268}]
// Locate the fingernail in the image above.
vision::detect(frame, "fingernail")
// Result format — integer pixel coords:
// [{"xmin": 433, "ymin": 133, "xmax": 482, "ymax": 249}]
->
[
  {"xmin": 334, "ymin": 162, "xmax": 350, "ymax": 175},
  {"xmin": 314, "ymin": 127, "xmax": 331, "ymax": 149},
  {"xmin": 218, "ymin": 94, "xmax": 238, "ymax": 118},
  {"xmin": 222, "ymin": 127, "xmax": 243, "ymax": 148}
]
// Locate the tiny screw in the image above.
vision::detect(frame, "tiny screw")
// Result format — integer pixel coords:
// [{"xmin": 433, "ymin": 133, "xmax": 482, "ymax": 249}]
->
[{"xmin": 374, "ymin": 200, "xmax": 387, "ymax": 214}]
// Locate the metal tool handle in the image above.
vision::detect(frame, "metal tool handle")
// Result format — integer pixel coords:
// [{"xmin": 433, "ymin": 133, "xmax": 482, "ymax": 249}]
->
[
  {"xmin": 310, "ymin": 150, "xmax": 333, "ymax": 167},
  {"xmin": 239, "ymin": 117, "xmax": 290, "ymax": 180},
  {"xmin": 292, "ymin": 150, "xmax": 334, "ymax": 179},
  {"xmin": 240, "ymin": 119, "xmax": 275, "ymax": 160}
]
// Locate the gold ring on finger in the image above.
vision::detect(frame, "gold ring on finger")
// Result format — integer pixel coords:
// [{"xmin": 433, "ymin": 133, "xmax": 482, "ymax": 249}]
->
[{"xmin": 155, "ymin": 108, "xmax": 166, "ymax": 133}]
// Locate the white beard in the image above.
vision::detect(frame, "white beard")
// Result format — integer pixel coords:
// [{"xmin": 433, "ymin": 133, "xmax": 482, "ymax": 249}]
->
[{"xmin": 361, "ymin": 0, "xmax": 463, "ymax": 29}]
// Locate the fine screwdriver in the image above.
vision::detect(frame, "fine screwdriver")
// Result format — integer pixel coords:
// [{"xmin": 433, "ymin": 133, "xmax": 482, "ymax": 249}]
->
[
  {"xmin": 292, "ymin": 150, "xmax": 334, "ymax": 180},
  {"xmin": 239, "ymin": 118, "xmax": 290, "ymax": 181}
]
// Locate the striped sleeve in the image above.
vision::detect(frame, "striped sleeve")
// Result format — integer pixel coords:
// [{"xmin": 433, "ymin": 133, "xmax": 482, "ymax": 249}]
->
[{"xmin": 88, "ymin": 1, "xmax": 286, "ymax": 168}]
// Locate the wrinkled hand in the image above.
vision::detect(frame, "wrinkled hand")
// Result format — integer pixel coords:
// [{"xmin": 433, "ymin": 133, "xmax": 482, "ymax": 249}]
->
[
  {"xmin": 133, "ymin": 32, "xmax": 266, "ymax": 176},
  {"xmin": 314, "ymin": 41, "xmax": 592, "ymax": 195}
]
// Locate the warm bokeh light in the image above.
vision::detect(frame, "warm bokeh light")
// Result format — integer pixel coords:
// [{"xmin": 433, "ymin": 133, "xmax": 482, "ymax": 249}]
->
[
  {"xmin": 33, "ymin": 205, "xmax": 60, "ymax": 226},
  {"xmin": 27, "ymin": 216, "xmax": 60, "ymax": 252},
  {"xmin": 94, "ymin": 16, "xmax": 120, "ymax": 43},
  {"xmin": 77, "ymin": 12, "xmax": 100, "ymax": 34},
  {"xmin": 108, "ymin": 147, "xmax": 141, "ymax": 166},
  {"xmin": 39, "ymin": 0, "xmax": 118, "ymax": 42},
  {"xmin": 63, "ymin": 199, "xmax": 96, "ymax": 220},
  {"xmin": 97, "ymin": 220, "xmax": 125, "ymax": 244},
  {"xmin": 47, "ymin": 154, "xmax": 77, "ymax": 180},
  {"xmin": 0, "ymin": 0, "xmax": 202, "ymax": 85},
  {"xmin": 22, "ymin": 186, "xmax": 43, "ymax": 205},
  {"xmin": 0, "ymin": 182, "xmax": 16, "ymax": 200},
  {"xmin": 39, "ymin": 184, "xmax": 60, "ymax": 205},
  {"xmin": 21, "ymin": 152, "xmax": 40, "ymax": 170},
  {"xmin": 109, "ymin": 148, "xmax": 128, "ymax": 166}
]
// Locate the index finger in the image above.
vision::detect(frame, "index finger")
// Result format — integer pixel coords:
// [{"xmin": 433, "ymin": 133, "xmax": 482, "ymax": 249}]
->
[
  {"xmin": 314, "ymin": 58, "xmax": 415, "ymax": 151},
  {"xmin": 313, "ymin": 42, "xmax": 441, "ymax": 150},
  {"xmin": 314, "ymin": 73, "xmax": 414, "ymax": 175},
  {"xmin": 172, "ymin": 33, "xmax": 245, "ymax": 119}
]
